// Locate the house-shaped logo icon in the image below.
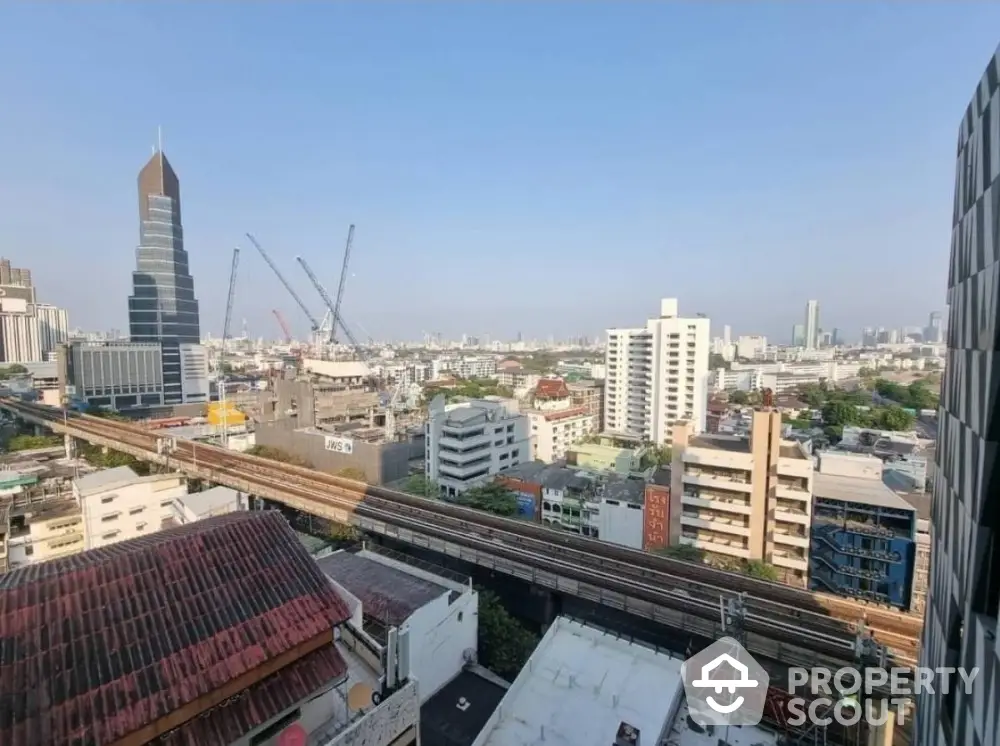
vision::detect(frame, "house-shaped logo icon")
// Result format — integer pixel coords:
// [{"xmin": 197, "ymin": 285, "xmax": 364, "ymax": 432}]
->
[{"xmin": 682, "ymin": 637, "xmax": 769, "ymax": 727}]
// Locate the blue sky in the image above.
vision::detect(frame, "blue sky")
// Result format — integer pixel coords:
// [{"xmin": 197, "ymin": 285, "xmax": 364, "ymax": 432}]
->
[{"xmin": 1, "ymin": 4, "xmax": 998, "ymax": 343}]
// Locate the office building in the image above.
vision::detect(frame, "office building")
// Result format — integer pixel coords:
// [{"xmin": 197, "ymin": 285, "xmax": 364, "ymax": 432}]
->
[
  {"xmin": 925, "ymin": 311, "xmax": 944, "ymax": 344},
  {"xmin": 809, "ymin": 452, "xmax": 916, "ymax": 611},
  {"xmin": 670, "ymin": 411, "xmax": 812, "ymax": 586},
  {"xmin": 604, "ymin": 298, "xmax": 710, "ymax": 444},
  {"xmin": 127, "ymin": 148, "xmax": 202, "ymax": 404},
  {"xmin": 0, "ymin": 258, "xmax": 41, "ymax": 363},
  {"xmin": 425, "ymin": 396, "xmax": 530, "ymax": 497},
  {"xmin": 792, "ymin": 323, "xmax": 806, "ymax": 346},
  {"xmin": 59, "ymin": 340, "xmax": 165, "ymax": 408},
  {"xmin": 35, "ymin": 303, "xmax": 69, "ymax": 358},
  {"xmin": 804, "ymin": 299, "xmax": 820, "ymax": 349},
  {"xmin": 917, "ymin": 46, "xmax": 1000, "ymax": 746}
]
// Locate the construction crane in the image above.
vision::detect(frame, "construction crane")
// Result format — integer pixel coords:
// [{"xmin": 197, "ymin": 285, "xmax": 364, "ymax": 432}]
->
[
  {"xmin": 219, "ymin": 247, "xmax": 240, "ymax": 449},
  {"xmin": 330, "ymin": 224, "xmax": 355, "ymax": 344},
  {"xmin": 272, "ymin": 309, "xmax": 292, "ymax": 344},
  {"xmin": 295, "ymin": 255, "xmax": 367, "ymax": 361},
  {"xmin": 245, "ymin": 233, "xmax": 320, "ymax": 332}
]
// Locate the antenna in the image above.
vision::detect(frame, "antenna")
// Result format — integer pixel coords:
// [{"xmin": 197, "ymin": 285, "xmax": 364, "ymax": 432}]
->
[{"xmin": 157, "ymin": 125, "xmax": 163, "ymax": 153}]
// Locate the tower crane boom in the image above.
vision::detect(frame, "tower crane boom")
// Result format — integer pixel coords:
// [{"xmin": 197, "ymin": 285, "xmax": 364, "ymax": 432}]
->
[
  {"xmin": 220, "ymin": 247, "xmax": 240, "ymax": 369},
  {"xmin": 245, "ymin": 233, "xmax": 320, "ymax": 330},
  {"xmin": 272, "ymin": 309, "xmax": 292, "ymax": 343},
  {"xmin": 331, "ymin": 224, "xmax": 355, "ymax": 343},
  {"xmin": 294, "ymin": 255, "xmax": 367, "ymax": 360}
]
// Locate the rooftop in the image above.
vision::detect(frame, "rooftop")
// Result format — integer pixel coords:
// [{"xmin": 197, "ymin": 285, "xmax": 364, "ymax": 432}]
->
[
  {"xmin": 812, "ymin": 472, "xmax": 916, "ymax": 511},
  {"xmin": 421, "ymin": 669, "xmax": 508, "ymax": 746},
  {"xmin": 689, "ymin": 434, "xmax": 751, "ymax": 453},
  {"xmin": 534, "ymin": 378, "xmax": 570, "ymax": 399},
  {"xmin": 0, "ymin": 511, "xmax": 352, "ymax": 746},
  {"xmin": 176, "ymin": 485, "xmax": 242, "ymax": 518},
  {"xmin": 316, "ymin": 548, "xmax": 451, "ymax": 628},
  {"xmin": 72, "ymin": 464, "xmax": 140, "ymax": 494},
  {"xmin": 472, "ymin": 617, "xmax": 684, "ymax": 746},
  {"xmin": 602, "ymin": 476, "xmax": 646, "ymax": 506}
]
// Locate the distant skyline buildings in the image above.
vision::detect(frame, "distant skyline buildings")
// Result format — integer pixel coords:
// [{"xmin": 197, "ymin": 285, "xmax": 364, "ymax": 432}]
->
[
  {"xmin": 127, "ymin": 149, "xmax": 202, "ymax": 404},
  {"xmin": 804, "ymin": 300, "xmax": 820, "ymax": 350}
]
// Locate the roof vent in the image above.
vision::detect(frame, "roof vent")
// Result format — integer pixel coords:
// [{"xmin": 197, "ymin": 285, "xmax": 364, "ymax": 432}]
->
[{"xmin": 614, "ymin": 721, "xmax": 640, "ymax": 746}]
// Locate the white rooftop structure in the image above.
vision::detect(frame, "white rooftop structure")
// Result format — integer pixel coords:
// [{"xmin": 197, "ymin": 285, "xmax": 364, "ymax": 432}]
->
[{"xmin": 471, "ymin": 617, "xmax": 685, "ymax": 746}]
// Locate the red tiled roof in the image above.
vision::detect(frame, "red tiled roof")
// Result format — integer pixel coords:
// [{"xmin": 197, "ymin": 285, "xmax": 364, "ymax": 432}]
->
[
  {"xmin": 0, "ymin": 511, "xmax": 352, "ymax": 746},
  {"xmin": 535, "ymin": 378, "xmax": 569, "ymax": 399},
  {"xmin": 161, "ymin": 646, "xmax": 347, "ymax": 746}
]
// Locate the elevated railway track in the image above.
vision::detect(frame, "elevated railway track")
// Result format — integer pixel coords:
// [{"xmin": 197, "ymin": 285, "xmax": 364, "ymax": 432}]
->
[{"xmin": 3, "ymin": 399, "xmax": 921, "ymax": 669}]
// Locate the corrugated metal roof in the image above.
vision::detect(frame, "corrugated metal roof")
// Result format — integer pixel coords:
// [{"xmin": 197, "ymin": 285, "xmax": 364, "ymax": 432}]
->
[
  {"xmin": 317, "ymin": 550, "xmax": 448, "ymax": 627},
  {"xmin": 0, "ymin": 511, "xmax": 352, "ymax": 746},
  {"xmin": 73, "ymin": 465, "xmax": 139, "ymax": 494}
]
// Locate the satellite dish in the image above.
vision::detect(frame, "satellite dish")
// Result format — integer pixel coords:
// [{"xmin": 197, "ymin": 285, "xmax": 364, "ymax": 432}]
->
[{"xmin": 347, "ymin": 682, "xmax": 373, "ymax": 712}]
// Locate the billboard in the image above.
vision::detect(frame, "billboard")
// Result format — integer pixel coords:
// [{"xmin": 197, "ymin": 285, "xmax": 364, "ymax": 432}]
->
[
  {"xmin": 515, "ymin": 492, "xmax": 536, "ymax": 518},
  {"xmin": 324, "ymin": 435, "xmax": 354, "ymax": 455},
  {"xmin": 642, "ymin": 484, "xmax": 669, "ymax": 551}
]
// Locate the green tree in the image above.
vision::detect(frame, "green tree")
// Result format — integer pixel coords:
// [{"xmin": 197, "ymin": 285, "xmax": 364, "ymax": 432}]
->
[
  {"xmin": 476, "ymin": 590, "xmax": 539, "ymax": 679},
  {"xmin": 823, "ymin": 425, "xmax": 844, "ymax": 443},
  {"xmin": 743, "ymin": 560, "xmax": 779, "ymax": 581},
  {"xmin": 336, "ymin": 467, "xmax": 367, "ymax": 482},
  {"xmin": 656, "ymin": 544, "xmax": 705, "ymax": 562},
  {"xmin": 246, "ymin": 444, "xmax": 312, "ymax": 467},
  {"xmin": 77, "ymin": 443, "xmax": 151, "ymax": 475},
  {"xmin": 402, "ymin": 475, "xmax": 440, "ymax": 498},
  {"xmin": 0, "ymin": 364, "xmax": 29, "ymax": 381},
  {"xmin": 822, "ymin": 400, "xmax": 861, "ymax": 428},
  {"xmin": 799, "ymin": 384, "xmax": 827, "ymax": 408},
  {"xmin": 709, "ymin": 353, "xmax": 731, "ymax": 370},
  {"xmin": 7, "ymin": 434, "xmax": 62, "ymax": 451},
  {"xmin": 728, "ymin": 390, "xmax": 749, "ymax": 405},
  {"xmin": 870, "ymin": 405, "xmax": 916, "ymax": 432},
  {"xmin": 458, "ymin": 483, "xmax": 518, "ymax": 516}
]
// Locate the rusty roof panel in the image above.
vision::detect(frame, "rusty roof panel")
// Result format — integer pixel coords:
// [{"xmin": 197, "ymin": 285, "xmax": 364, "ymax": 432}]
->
[{"xmin": 0, "ymin": 511, "xmax": 351, "ymax": 746}]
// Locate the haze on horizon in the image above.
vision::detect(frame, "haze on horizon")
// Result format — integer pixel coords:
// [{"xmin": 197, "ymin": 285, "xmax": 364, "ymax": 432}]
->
[{"xmin": 0, "ymin": 4, "xmax": 998, "ymax": 343}]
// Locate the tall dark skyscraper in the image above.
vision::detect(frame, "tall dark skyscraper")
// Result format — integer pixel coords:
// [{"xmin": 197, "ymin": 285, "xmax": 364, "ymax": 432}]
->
[
  {"xmin": 916, "ymin": 46, "xmax": 999, "ymax": 746},
  {"xmin": 128, "ymin": 149, "xmax": 201, "ymax": 404}
]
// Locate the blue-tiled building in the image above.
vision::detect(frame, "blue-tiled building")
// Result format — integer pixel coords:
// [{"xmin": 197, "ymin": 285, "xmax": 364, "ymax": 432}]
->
[{"xmin": 810, "ymin": 471, "xmax": 917, "ymax": 610}]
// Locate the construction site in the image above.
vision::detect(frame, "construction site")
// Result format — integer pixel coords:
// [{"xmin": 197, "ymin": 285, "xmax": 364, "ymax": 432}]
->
[{"xmin": 216, "ymin": 226, "xmax": 427, "ymax": 484}]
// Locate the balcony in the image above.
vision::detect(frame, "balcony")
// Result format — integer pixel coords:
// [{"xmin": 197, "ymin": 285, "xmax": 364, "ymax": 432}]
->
[
  {"xmin": 437, "ymin": 432, "xmax": 492, "ymax": 451},
  {"xmin": 770, "ymin": 551, "xmax": 809, "ymax": 572},
  {"xmin": 679, "ymin": 534, "xmax": 750, "ymax": 560},
  {"xmin": 812, "ymin": 554, "xmax": 888, "ymax": 581},
  {"xmin": 681, "ymin": 513, "xmax": 750, "ymax": 537},
  {"xmin": 682, "ymin": 471, "xmax": 753, "ymax": 493},
  {"xmin": 774, "ymin": 507, "xmax": 810, "ymax": 526},
  {"xmin": 438, "ymin": 461, "xmax": 492, "ymax": 481},
  {"xmin": 771, "ymin": 529, "xmax": 810, "ymax": 549},
  {"xmin": 775, "ymin": 484, "xmax": 811, "ymax": 503},
  {"xmin": 681, "ymin": 493, "xmax": 752, "ymax": 515}
]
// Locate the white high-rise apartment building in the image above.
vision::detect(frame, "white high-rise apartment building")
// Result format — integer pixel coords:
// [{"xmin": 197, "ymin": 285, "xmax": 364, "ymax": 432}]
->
[
  {"xmin": 804, "ymin": 300, "xmax": 820, "ymax": 350},
  {"xmin": 604, "ymin": 298, "xmax": 710, "ymax": 445},
  {"xmin": 36, "ymin": 304, "xmax": 69, "ymax": 358}
]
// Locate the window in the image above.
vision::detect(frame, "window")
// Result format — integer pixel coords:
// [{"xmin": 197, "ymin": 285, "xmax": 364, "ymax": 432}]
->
[
  {"xmin": 101, "ymin": 513, "xmax": 120, "ymax": 523},
  {"xmin": 129, "ymin": 507, "xmax": 145, "ymax": 516},
  {"xmin": 101, "ymin": 531, "xmax": 120, "ymax": 540},
  {"xmin": 160, "ymin": 500, "xmax": 172, "ymax": 508},
  {"xmin": 100, "ymin": 496, "xmax": 115, "ymax": 504},
  {"xmin": 136, "ymin": 522, "xmax": 148, "ymax": 531}
]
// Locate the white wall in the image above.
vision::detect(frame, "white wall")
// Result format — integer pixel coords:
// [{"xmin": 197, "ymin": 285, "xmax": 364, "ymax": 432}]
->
[
  {"xmin": 179, "ymin": 343, "xmax": 210, "ymax": 404},
  {"xmin": 596, "ymin": 499, "xmax": 644, "ymax": 549},
  {"xmin": 80, "ymin": 476, "xmax": 187, "ymax": 549},
  {"xmin": 403, "ymin": 588, "xmax": 479, "ymax": 702}
]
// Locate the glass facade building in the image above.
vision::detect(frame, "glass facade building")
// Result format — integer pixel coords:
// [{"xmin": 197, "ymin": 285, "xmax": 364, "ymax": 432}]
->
[
  {"xmin": 917, "ymin": 46, "xmax": 1000, "ymax": 746},
  {"xmin": 127, "ymin": 151, "xmax": 201, "ymax": 405}
]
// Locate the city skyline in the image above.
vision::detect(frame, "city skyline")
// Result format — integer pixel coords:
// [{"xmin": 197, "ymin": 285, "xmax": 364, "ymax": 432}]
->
[{"xmin": 2, "ymin": 6, "xmax": 999, "ymax": 340}]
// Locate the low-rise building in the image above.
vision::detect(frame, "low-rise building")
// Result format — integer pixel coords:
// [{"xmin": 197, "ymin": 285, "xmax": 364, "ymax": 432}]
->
[
  {"xmin": 671, "ymin": 411, "xmax": 812, "ymax": 586},
  {"xmin": 74, "ymin": 465, "xmax": 188, "ymax": 549},
  {"xmin": 525, "ymin": 378, "xmax": 597, "ymax": 463},
  {"xmin": 426, "ymin": 396, "xmax": 530, "ymax": 497},
  {"xmin": 567, "ymin": 378, "xmax": 605, "ymax": 427},
  {"xmin": 4, "ymin": 495, "xmax": 85, "ymax": 569},
  {"xmin": 810, "ymin": 451, "xmax": 918, "ymax": 610},
  {"xmin": 566, "ymin": 435, "xmax": 645, "ymax": 474},
  {"xmin": 0, "ymin": 512, "xmax": 421, "ymax": 746},
  {"xmin": 58, "ymin": 340, "xmax": 166, "ymax": 409},
  {"xmin": 317, "ymin": 546, "xmax": 479, "ymax": 704},
  {"xmin": 172, "ymin": 484, "xmax": 246, "ymax": 523},
  {"xmin": 471, "ymin": 617, "xmax": 689, "ymax": 746}
]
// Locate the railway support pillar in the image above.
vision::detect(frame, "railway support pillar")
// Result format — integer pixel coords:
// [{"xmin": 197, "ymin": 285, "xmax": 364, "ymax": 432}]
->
[
  {"xmin": 64, "ymin": 434, "xmax": 75, "ymax": 459},
  {"xmin": 33, "ymin": 424, "xmax": 43, "ymax": 437}
]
